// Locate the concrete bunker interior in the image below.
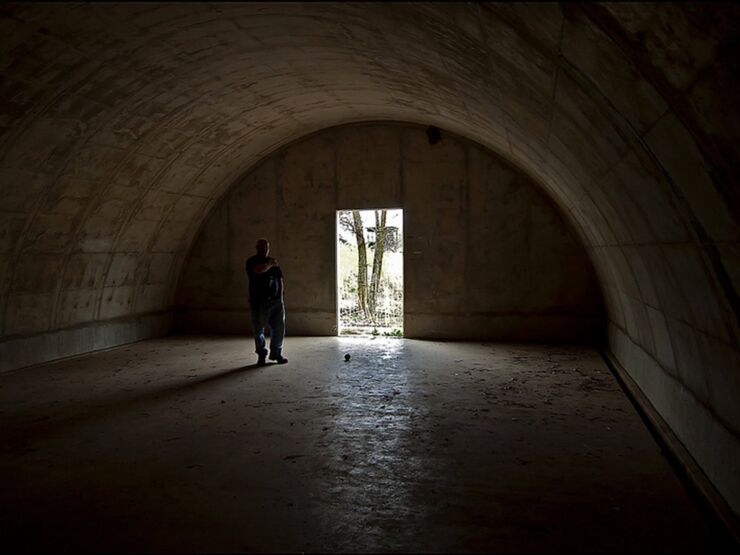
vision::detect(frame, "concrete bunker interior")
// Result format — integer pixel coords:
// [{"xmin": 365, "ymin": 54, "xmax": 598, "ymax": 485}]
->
[
  {"xmin": 0, "ymin": 2, "xmax": 738, "ymax": 551},
  {"xmin": 177, "ymin": 122, "xmax": 604, "ymax": 342}
]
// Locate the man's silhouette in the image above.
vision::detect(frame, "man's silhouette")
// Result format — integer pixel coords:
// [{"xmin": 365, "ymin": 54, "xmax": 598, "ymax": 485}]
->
[{"xmin": 245, "ymin": 238, "xmax": 287, "ymax": 366}]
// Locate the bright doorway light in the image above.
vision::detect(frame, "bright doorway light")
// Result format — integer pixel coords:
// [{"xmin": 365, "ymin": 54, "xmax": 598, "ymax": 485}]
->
[{"xmin": 337, "ymin": 209, "xmax": 403, "ymax": 336}]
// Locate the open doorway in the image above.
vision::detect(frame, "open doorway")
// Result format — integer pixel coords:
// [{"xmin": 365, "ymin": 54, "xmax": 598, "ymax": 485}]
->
[{"xmin": 337, "ymin": 209, "xmax": 403, "ymax": 336}]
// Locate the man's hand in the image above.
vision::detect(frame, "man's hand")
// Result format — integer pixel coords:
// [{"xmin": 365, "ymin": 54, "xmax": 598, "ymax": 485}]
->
[{"xmin": 270, "ymin": 258, "xmax": 279, "ymax": 267}]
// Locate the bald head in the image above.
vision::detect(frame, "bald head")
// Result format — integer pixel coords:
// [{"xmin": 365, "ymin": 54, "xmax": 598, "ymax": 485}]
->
[{"xmin": 256, "ymin": 238, "xmax": 270, "ymax": 257}]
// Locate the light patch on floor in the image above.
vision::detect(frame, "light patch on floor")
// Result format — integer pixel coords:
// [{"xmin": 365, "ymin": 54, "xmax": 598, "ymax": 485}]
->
[{"xmin": 0, "ymin": 336, "xmax": 727, "ymax": 552}]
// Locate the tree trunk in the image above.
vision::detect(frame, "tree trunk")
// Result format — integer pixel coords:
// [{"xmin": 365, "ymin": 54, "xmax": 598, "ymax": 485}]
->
[
  {"xmin": 369, "ymin": 209, "xmax": 387, "ymax": 318},
  {"xmin": 352, "ymin": 210, "xmax": 369, "ymax": 318}
]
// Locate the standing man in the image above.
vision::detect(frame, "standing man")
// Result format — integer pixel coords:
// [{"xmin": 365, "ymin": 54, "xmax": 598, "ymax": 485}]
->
[{"xmin": 246, "ymin": 238, "xmax": 288, "ymax": 366}]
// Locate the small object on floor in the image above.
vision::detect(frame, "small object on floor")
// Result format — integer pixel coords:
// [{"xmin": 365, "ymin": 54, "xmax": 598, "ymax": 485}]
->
[{"xmin": 344, "ymin": 353, "xmax": 351, "ymax": 361}]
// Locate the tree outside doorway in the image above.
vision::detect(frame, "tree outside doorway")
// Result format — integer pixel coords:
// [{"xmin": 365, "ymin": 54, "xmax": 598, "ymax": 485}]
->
[{"xmin": 337, "ymin": 209, "xmax": 403, "ymax": 336}]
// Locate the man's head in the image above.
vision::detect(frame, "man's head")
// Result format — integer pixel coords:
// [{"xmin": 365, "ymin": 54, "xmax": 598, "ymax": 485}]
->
[{"xmin": 256, "ymin": 238, "xmax": 270, "ymax": 257}]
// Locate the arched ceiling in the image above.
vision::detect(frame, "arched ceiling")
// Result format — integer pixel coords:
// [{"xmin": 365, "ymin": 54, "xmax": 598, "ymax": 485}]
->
[{"xmin": 0, "ymin": 1, "xmax": 736, "ymax": 339}]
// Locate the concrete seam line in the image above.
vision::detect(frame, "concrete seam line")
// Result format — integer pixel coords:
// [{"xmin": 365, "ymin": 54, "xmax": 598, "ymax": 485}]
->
[{"xmin": 601, "ymin": 349, "xmax": 740, "ymax": 545}]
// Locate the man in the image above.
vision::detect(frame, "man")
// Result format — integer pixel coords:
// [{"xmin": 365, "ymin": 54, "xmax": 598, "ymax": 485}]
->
[{"xmin": 245, "ymin": 238, "xmax": 288, "ymax": 366}]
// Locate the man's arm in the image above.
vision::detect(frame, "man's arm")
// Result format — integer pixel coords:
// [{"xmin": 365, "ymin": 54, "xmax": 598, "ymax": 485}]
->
[{"xmin": 251, "ymin": 258, "xmax": 278, "ymax": 273}]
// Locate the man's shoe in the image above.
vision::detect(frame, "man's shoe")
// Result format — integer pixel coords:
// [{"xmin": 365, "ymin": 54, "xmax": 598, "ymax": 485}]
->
[
  {"xmin": 257, "ymin": 354, "xmax": 267, "ymax": 366},
  {"xmin": 269, "ymin": 353, "xmax": 288, "ymax": 364}
]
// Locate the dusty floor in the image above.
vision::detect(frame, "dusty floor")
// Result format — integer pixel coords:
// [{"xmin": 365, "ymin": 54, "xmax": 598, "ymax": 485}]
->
[{"xmin": 0, "ymin": 336, "xmax": 732, "ymax": 553}]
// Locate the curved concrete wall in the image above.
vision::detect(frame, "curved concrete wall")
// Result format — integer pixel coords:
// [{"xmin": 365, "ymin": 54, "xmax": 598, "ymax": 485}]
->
[
  {"xmin": 0, "ymin": 4, "xmax": 737, "ymax": 514},
  {"xmin": 175, "ymin": 123, "xmax": 604, "ymax": 341}
]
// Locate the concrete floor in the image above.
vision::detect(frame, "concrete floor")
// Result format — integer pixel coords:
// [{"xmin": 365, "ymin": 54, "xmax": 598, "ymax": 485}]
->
[{"xmin": 0, "ymin": 336, "xmax": 731, "ymax": 553}]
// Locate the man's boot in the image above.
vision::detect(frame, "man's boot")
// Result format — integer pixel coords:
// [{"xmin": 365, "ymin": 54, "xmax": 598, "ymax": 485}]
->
[
  {"xmin": 257, "ymin": 352, "xmax": 267, "ymax": 366},
  {"xmin": 269, "ymin": 351, "xmax": 288, "ymax": 364}
]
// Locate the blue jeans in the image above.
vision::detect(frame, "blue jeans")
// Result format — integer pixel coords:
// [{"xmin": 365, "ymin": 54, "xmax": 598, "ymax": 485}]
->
[{"xmin": 250, "ymin": 298, "xmax": 285, "ymax": 357}]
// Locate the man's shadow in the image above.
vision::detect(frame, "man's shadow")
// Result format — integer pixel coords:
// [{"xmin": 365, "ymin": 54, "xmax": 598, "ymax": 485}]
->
[{"xmin": 4, "ymin": 360, "xmax": 280, "ymax": 447}]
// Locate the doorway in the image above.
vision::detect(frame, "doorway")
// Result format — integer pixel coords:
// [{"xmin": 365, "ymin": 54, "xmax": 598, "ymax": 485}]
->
[{"xmin": 336, "ymin": 209, "xmax": 403, "ymax": 336}]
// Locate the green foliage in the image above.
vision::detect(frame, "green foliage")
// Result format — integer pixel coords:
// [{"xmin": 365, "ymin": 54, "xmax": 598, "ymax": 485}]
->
[{"xmin": 338, "ymin": 208, "xmax": 403, "ymax": 336}]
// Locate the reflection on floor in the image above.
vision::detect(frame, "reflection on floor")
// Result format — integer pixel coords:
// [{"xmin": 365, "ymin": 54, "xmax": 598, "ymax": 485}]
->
[{"xmin": 0, "ymin": 336, "xmax": 730, "ymax": 552}]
